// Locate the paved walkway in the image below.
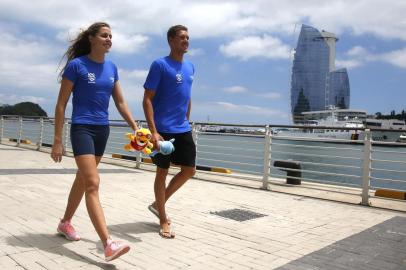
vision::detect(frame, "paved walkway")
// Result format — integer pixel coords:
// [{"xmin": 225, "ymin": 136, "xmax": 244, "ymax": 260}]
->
[{"xmin": 0, "ymin": 144, "xmax": 405, "ymax": 270}]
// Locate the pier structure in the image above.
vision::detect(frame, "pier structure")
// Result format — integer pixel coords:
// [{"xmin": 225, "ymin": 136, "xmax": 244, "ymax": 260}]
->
[{"xmin": 0, "ymin": 142, "xmax": 405, "ymax": 269}]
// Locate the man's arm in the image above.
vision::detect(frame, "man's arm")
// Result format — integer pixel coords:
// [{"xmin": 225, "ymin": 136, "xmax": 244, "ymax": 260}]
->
[
  {"xmin": 186, "ymin": 99, "xmax": 192, "ymax": 120},
  {"xmin": 143, "ymin": 89, "xmax": 163, "ymax": 145}
]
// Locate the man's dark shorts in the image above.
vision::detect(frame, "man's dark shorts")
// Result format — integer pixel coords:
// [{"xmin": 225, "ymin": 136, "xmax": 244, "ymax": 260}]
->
[
  {"xmin": 151, "ymin": 131, "xmax": 196, "ymax": 169},
  {"xmin": 70, "ymin": 124, "xmax": 110, "ymax": 157}
]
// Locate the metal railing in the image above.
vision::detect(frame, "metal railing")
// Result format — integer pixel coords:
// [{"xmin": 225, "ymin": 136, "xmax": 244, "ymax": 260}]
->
[{"xmin": 1, "ymin": 115, "xmax": 405, "ymax": 209}]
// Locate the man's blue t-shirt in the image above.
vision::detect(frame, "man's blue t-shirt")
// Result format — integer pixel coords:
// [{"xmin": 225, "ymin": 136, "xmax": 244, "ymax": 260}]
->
[
  {"xmin": 143, "ymin": 56, "xmax": 194, "ymax": 133},
  {"xmin": 63, "ymin": 55, "xmax": 118, "ymax": 125}
]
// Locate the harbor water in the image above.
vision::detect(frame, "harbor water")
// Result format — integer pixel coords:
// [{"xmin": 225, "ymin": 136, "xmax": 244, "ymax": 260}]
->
[{"xmin": 2, "ymin": 119, "xmax": 406, "ymax": 191}]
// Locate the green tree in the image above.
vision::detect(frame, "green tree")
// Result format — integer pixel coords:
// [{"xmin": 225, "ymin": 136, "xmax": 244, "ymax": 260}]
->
[
  {"xmin": 0, "ymin": 102, "xmax": 47, "ymax": 117},
  {"xmin": 337, "ymin": 97, "xmax": 346, "ymax": 109},
  {"xmin": 293, "ymin": 88, "xmax": 310, "ymax": 116}
]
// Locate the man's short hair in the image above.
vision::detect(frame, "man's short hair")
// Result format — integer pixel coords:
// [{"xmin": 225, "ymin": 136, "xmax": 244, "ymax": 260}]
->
[{"xmin": 167, "ymin": 25, "xmax": 188, "ymax": 42}]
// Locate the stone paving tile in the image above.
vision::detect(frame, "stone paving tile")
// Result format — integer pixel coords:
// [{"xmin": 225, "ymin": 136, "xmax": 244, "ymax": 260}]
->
[
  {"xmin": 276, "ymin": 216, "xmax": 406, "ymax": 270},
  {"xmin": 0, "ymin": 143, "xmax": 405, "ymax": 269}
]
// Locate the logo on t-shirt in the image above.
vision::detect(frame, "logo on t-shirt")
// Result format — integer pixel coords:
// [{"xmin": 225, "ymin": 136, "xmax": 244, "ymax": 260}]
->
[
  {"xmin": 176, "ymin": 73, "xmax": 182, "ymax": 84},
  {"xmin": 110, "ymin": 77, "xmax": 115, "ymax": 84},
  {"xmin": 88, "ymin": 73, "xmax": 96, "ymax": 84}
]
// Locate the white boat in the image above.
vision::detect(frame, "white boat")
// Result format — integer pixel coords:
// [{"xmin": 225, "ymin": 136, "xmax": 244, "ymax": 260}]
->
[
  {"xmin": 274, "ymin": 116, "xmax": 364, "ymax": 141},
  {"xmin": 398, "ymin": 133, "xmax": 406, "ymax": 143},
  {"xmin": 364, "ymin": 119, "xmax": 406, "ymax": 142},
  {"xmin": 274, "ymin": 108, "xmax": 406, "ymax": 142}
]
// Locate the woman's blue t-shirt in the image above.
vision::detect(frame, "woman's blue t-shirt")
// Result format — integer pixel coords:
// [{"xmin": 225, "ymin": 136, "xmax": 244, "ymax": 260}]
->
[
  {"xmin": 63, "ymin": 55, "xmax": 118, "ymax": 125},
  {"xmin": 143, "ymin": 56, "xmax": 195, "ymax": 133}
]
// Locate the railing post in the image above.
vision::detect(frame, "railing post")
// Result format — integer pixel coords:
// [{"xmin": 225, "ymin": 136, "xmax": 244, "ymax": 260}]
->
[
  {"xmin": 361, "ymin": 129, "xmax": 371, "ymax": 206},
  {"xmin": 0, "ymin": 115, "xmax": 3, "ymax": 144},
  {"xmin": 192, "ymin": 122, "xmax": 199, "ymax": 166},
  {"xmin": 17, "ymin": 116, "xmax": 23, "ymax": 146},
  {"xmin": 135, "ymin": 121, "xmax": 141, "ymax": 169},
  {"xmin": 37, "ymin": 117, "xmax": 44, "ymax": 150},
  {"xmin": 262, "ymin": 125, "xmax": 271, "ymax": 190},
  {"xmin": 64, "ymin": 119, "xmax": 69, "ymax": 155},
  {"xmin": 191, "ymin": 122, "xmax": 198, "ymax": 142}
]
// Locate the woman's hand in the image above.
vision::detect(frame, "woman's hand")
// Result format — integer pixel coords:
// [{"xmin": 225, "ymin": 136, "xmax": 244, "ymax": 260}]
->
[{"xmin": 51, "ymin": 141, "xmax": 64, "ymax": 162}]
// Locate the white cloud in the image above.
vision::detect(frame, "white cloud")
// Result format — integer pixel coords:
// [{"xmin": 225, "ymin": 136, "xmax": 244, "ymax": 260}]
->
[
  {"xmin": 379, "ymin": 48, "xmax": 406, "ymax": 69},
  {"xmin": 220, "ymin": 35, "xmax": 290, "ymax": 60},
  {"xmin": 187, "ymin": 48, "xmax": 204, "ymax": 57},
  {"xmin": 107, "ymin": 67, "xmax": 153, "ymax": 121},
  {"xmin": 55, "ymin": 29, "xmax": 148, "ymax": 55},
  {"xmin": 0, "ymin": 31, "xmax": 60, "ymax": 95},
  {"xmin": 1, "ymin": 0, "xmax": 406, "ymax": 120},
  {"xmin": 191, "ymin": 101, "xmax": 289, "ymax": 124},
  {"xmin": 336, "ymin": 59, "xmax": 364, "ymax": 69},
  {"xmin": 116, "ymin": 68, "xmax": 148, "ymax": 104},
  {"xmin": 1, "ymin": 0, "xmax": 406, "ymax": 41},
  {"xmin": 258, "ymin": 92, "xmax": 282, "ymax": 99},
  {"xmin": 346, "ymin": 46, "xmax": 368, "ymax": 57},
  {"xmin": 337, "ymin": 46, "xmax": 406, "ymax": 70},
  {"xmin": 207, "ymin": 101, "xmax": 286, "ymax": 117},
  {"xmin": 112, "ymin": 33, "xmax": 149, "ymax": 54},
  {"xmin": 337, "ymin": 46, "xmax": 375, "ymax": 69},
  {"xmin": 218, "ymin": 64, "xmax": 232, "ymax": 74},
  {"xmin": 118, "ymin": 69, "xmax": 149, "ymax": 80},
  {"xmin": 0, "ymin": 94, "xmax": 47, "ymax": 106},
  {"xmin": 222, "ymin": 86, "xmax": 248, "ymax": 93},
  {"xmin": 220, "ymin": 87, "xmax": 282, "ymax": 99}
]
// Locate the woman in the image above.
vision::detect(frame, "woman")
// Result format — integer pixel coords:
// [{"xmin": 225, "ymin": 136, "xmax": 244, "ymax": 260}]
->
[{"xmin": 51, "ymin": 22, "xmax": 137, "ymax": 262}]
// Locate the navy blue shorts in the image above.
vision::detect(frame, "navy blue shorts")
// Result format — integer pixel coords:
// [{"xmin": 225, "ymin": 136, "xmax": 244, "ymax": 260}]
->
[
  {"xmin": 151, "ymin": 131, "xmax": 196, "ymax": 169},
  {"xmin": 70, "ymin": 124, "xmax": 110, "ymax": 157}
]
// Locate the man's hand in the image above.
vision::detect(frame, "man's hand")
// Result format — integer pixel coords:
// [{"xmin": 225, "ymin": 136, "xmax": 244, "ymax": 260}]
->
[{"xmin": 151, "ymin": 132, "xmax": 164, "ymax": 150}]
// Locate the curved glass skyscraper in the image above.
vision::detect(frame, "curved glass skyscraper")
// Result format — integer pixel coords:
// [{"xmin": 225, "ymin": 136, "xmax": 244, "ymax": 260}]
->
[{"xmin": 291, "ymin": 25, "xmax": 350, "ymax": 123}]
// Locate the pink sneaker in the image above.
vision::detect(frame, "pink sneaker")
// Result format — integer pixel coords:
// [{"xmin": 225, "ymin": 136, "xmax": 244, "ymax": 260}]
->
[
  {"xmin": 57, "ymin": 219, "xmax": 81, "ymax": 241},
  {"xmin": 104, "ymin": 238, "xmax": 130, "ymax": 262}
]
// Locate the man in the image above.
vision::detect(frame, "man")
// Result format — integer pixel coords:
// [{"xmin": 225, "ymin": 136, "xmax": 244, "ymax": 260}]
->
[{"xmin": 143, "ymin": 25, "xmax": 196, "ymax": 239}]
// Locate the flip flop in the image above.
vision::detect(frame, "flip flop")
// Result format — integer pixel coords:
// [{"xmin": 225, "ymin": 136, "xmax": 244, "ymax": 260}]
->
[
  {"xmin": 159, "ymin": 228, "xmax": 175, "ymax": 239},
  {"xmin": 148, "ymin": 204, "xmax": 171, "ymax": 225}
]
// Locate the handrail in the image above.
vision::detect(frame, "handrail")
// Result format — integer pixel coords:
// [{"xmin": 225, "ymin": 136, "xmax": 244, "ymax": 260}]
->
[
  {"xmin": 272, "ymin": 142, "xmax": 362, "ymax": 151},
  {"xmin": 1, "ymin": 116, "xmax": 405, "ymax": 209},
  {"xmin": 270, "ymin": 150, "xmax": 363, "ymax": 160},
  {"xmin": 197, "ymin": 150, "xmax": 264, "ymax": 160}
]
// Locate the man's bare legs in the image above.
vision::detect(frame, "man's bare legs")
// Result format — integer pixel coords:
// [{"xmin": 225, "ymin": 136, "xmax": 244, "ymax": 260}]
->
[{"xmin": 153, "ymin": 166, "xmax": 196, "ymax": 236}]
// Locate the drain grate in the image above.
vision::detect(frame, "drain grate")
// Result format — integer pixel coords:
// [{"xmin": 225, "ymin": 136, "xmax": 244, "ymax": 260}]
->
[{"xmin": 211, "ymin": 208, "xmax": 267, "ymax": 222}]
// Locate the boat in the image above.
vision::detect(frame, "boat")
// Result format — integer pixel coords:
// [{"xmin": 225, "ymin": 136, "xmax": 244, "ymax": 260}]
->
[
  {"xmin": 273, "ymin": 116, "xmax": 364, "ymax": 141},
  {"xmin": 398, "ymin": 133, "xmax": 406, "ymax": 143},
  {"xmin": 274, "ymin": 107, "xmax": 406, "ymax": 142}
]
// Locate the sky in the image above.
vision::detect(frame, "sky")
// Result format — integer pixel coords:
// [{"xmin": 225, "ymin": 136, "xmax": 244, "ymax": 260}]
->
[{"xmin": 0, "ymin": 0, "xmax": 405, "ymax": 125}]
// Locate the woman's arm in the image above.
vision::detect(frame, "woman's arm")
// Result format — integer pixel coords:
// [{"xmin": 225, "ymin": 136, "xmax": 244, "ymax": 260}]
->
[
  {"xmin": 51, "ymin": 78, "xmax": 73, "ymax": 162},
  {"xmin": 112, "ymin": 81, "xmax": 138, "ymax": 131}
]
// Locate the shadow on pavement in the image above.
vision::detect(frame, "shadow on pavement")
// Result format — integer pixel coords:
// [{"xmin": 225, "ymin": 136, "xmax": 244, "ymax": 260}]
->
[
  {"xmin": 6, "ymin": 233, "xmax": 118, "ymax": 270},
  {"xmin": 108, "ymin": 221, "xmax": 159, "ymax": 242},
  {"xmin": 0, "ymin": 168, "xmax": 138, "ymax": 175}
]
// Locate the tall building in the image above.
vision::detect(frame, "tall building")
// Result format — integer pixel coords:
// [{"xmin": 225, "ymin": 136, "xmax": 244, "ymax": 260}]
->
[{"xmin": 291, "ymin": 24, "xmax": 350, "ymax": 123}]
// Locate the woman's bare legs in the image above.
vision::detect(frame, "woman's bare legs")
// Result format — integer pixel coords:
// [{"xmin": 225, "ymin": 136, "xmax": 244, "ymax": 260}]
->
[
  {"xmin": 74, "ymin": 154, "xmax": 109, "ymax": 246},
  {"xmin": 61, "ymin": 156, "xmax": 102, "ymax": 222}
]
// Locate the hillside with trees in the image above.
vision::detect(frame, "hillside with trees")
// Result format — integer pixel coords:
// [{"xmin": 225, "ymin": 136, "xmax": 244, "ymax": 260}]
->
[
  {"xmin": 0, "ymin": 102, "xmax": 48, "ymax": 117},
  {"xmin": 374, "ymin": 110, "xmax": 406, "ymax": 122}
]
